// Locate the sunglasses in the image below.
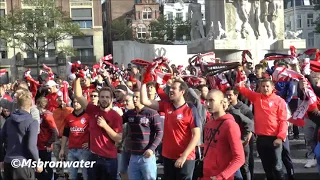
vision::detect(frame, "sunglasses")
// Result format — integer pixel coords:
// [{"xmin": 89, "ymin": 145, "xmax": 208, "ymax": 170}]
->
[{"xmin": 90, "ymin": 95, "xmax": 98, "ymax": 98}]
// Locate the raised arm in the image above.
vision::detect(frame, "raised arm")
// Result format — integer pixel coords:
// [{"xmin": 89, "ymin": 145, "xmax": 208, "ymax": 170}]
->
[
  {"xmin": 141, "ymin": 83, "xmax": 160, "ymax": 111},
  {"xmin": 74, "ymin": 78, "xmax": 88, "ymax": 109}
]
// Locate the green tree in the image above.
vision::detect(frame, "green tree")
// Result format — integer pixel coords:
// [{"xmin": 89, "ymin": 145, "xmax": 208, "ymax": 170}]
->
[
  {"xmin": 0, "ymin": 0, "xmax": 84, "ymax": 75},
  {"xmin": 313, "ymin": 0, "xmax": 320, "ymax": 33},
  {"xmin": 148, "ymin": 15, "xmax": 174, "ymax": 44},
  {"xmin": 111, "ymin": 18, "xmax": 133, "ymax": 41},
  {"xmin": 175, "ymin": 18, "xmax": 191, "ymax": 41}
]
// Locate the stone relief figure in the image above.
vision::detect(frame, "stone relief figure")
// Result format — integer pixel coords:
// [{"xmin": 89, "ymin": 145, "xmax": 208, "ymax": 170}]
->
[
  {"xmin": 188, "ymin": 0, "xmax": 205, "ymax": 41},
  {"xmin": 285, "ymin": 30, "xmax": 303, "ymax": 39},
  {"xmin": 249, "ymin": 0, "xmax": 260, "ymax": 39},
  {"xmin": 216, "ymin": 21, "xmax": 227, "ymax": 40},
  {"xmin": 233, "ymin": 0, "xmax": 250, "ymax": 39},
  {"xmin": 206, "ymin": 21, "xmax": 215, "ymax": 40},
  {"xmin": 260, "ymin": 0, "xmax": 279, "ymax": 39}
]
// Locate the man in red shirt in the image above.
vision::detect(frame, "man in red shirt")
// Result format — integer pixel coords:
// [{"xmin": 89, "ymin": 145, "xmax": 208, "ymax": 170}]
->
[
  {"xmin": 36, "ymin": 97, "xmax": 58, "ymax": 180},
  {"xmin": 45, "ymin": 80, "xmax": 61, "ymax": 112},
  {"xmin": 237, "ymin": 78, "xmax": 287, "ymax": 180},
  {"xmin": 141, "ymin": 80, "xmax": 201, "ymax": 180},
  {"xmin": 201, "ymin": 90, "xmax": 244, "ymax": 180},
  {"xmin": 59, "ymin": 98, "xmax": 90, "ymax": 180},
  {"xmin": 74, "ymin": 77, "xmax": 122, "ymax": 180}
]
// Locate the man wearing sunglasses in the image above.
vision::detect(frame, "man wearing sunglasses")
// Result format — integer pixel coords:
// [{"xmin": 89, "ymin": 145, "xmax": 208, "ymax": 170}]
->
[{"xmin": 90, "ymin": 91, "xmax": 99, "ymax": 106}]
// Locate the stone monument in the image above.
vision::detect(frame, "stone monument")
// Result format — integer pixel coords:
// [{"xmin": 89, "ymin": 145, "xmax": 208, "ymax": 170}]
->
[
  {"xmin": 188, "ymin": 0, "xmax": 205, "ymax": 41},
  {"xmin": 187, "ymin": 0, "xmax": 306, "ymax": 63}
]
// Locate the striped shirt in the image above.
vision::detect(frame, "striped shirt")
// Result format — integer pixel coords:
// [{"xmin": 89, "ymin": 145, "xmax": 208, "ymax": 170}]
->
[{"xmin": 123, "ymin": 107, "xmax": 163, "ymax": 154}]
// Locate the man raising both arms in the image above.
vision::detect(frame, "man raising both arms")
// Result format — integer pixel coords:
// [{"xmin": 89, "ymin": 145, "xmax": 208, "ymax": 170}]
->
[{"xmin": 141, "ymin": 80, "xmax": 201, "ymax": 180}]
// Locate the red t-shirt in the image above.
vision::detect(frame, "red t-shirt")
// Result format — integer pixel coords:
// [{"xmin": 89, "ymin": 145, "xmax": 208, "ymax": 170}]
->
[
  {"xmin": 37, "ymin": 112, "xmax": 58, "ymax": 150},
  {"xmin": 65, "ymin": 112, "xmax": 90, "ymax": 149},
  {"xmin": 46, "ymin": 92, "xmax": 60, "ymax": 112},
  {"xmin": 159, "ymin": 101, "xmax": 200, "ymax": 160},
  {"xmin": 86, "ymin": 104, "xmax": 122, "ymax": 158}
]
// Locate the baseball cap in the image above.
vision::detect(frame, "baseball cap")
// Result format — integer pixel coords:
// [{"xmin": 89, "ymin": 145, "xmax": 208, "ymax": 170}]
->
[{"xmin": 45, "ymin": 80, "xmax": 58, "ymax": 87}]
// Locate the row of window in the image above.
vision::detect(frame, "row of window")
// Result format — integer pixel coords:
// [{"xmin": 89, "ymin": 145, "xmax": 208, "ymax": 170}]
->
[{"xmin": 287, "ymin": 13, "xmax": 315, "ymax": 29}]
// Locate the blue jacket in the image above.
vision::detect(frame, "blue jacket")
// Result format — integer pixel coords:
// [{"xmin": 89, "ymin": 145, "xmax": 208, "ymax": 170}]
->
[
  {"xmin": 275, "ymin": 80, "xmax": 294, "ymax": 103},
  {"xmin": 0, "ymin": 110, "xmax": 39, "ymax": 163}
]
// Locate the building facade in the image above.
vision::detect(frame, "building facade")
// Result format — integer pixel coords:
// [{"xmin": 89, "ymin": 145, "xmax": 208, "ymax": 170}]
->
[
  {"xmin": 162, "ymin": 0, "xmax": 205, "ymax": 44},
  {"xmin": 0, "ymin": 0, "xmax": 103, "ymax": 79},
  {"xmin": 284, "ymin": 0, "xmax": 320, "ymax": 48},
  {"xmin": 132, "ymin": 0, "xmax": 160, "ymax": 40},
  {"xmin": 102, "ymin": 0, "xmax": 135, "ymax": 55}
]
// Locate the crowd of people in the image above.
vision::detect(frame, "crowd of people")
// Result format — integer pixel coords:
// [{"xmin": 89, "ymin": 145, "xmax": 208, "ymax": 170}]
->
[{"xmin": 0, "ymin": 55, "xmax": 319, "ymax": 180}]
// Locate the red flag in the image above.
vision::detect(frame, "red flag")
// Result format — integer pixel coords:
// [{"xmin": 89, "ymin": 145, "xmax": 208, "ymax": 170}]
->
[
  {"xmin": 100, "ymin": 54, "xmax": 113, "ymax": 62},
  {"xmin": 0, "ymin": 69, "xmax": 6, "ymax": 77}
]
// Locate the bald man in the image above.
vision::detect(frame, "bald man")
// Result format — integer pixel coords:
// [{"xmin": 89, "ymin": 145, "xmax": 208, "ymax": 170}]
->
[{"xmin": 200, "ymin": 90, "xmax": 244, "ymax": 180}]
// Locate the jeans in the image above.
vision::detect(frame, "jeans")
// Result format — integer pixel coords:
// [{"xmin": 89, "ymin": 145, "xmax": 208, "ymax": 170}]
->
[
  {"xmin": 3, "ymin": 162, "xmax": 35, "ymax": 180},
  {"xmin": 36, "ymin": 150, "xmax": 53, "ymax": 180},
  {"xmin": 314, "ymin": 142, "xmax": 320, "ymax": 175},
  {"xmin": 282, "ymin": 138, "xmax": 295, "ymax": 180},
  {"xmin": 128, "ymin": 154, "xmax": 157, "ymax": 180},
  {"xmin": 240, "ymin": 144, "xmax": 251, "ymax": 180},
  {"xmin": 304, "ymin": 118, "xmax": 317, "ymax": 159},
  {"xmin": 234, "ymin": 169, "xmax": 243, "ymax": 180},
  {"xmin": 256, "ymin": 136, "xmax": 284, "ymax": 180},
  {"xmin": 119, "ymin": 151, "xmax": 131, "ymax": 173},
  {"xmin": 163, "ymin": 157, "xmax": 195, "ymax": 180},
  {"xmin": 67, "ymin": 149, "xmax": 91, "ymax": 180},
  {"xmin": 87, "ymin": 153, "xmax": 120, "ymax": 180},
  {"xmin": 248, "ymin": 136, "xmax": 254, "ymax": 180}
]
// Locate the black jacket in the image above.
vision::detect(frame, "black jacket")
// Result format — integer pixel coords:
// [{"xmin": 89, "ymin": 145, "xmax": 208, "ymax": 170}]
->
[
  {"xmin": 233, "ymin": 101, "xmax": 254, "ymax": 120},
  {"xmin": 226, "ymin": 106, "xmax": 254, "ymax": 142}
]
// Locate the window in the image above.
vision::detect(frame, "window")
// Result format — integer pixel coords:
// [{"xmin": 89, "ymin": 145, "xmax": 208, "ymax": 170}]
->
[
  {"xmin": 307, "ymin": 14, "xmax": 314, "ymax": 27},
  {"xmin": 77, "ymin": 48, "xmax": 93, "ymax": 57},
  {"xmin": 176, "ymin": 12, "xmax": 183, "ymax": 20},
  {"xmin": 27, "ymin": 52, "xmax": 35, "ymax": 58},
  {"xmin": 73, "ymin": 36, "xmax": 93, "ymax": 47},
  {"xmin": 307, "ymin": 32, "xmax": 314, "ymax": 47},
  {"xmin": 142, "ymin": 8, "xmax": 152, "ymax": 20},
  {"xmin": 136, "ymin": 24, "xmax": 146, "ymax": 39},
  {"xmin": 71, "ymin": 9, "xmax": 92, "ymax": 18},
  {"xmin": 296, "ymin": 14, "xmax": 302, "ymax": 28},
  {"xmin": 0, "ymin": 9, "xmax": 5, "ymax": 16},
  {"xmin": 185, "ymin": 13, "xmax": 189, "ymax": 21},
  {"xmin": 167, "ymin": 12, "xmax": 173, "ymax": 21},
  {"xmin": 73, "ymin": 20, "xmax": 92, "ymax": 28},
  {"xmin": 47, "ymin": 49, "xmax": 56, "ymax": 57},
  {"xmin": 0, "ymin": 51, "xmax": 7, "ymax": 59}
]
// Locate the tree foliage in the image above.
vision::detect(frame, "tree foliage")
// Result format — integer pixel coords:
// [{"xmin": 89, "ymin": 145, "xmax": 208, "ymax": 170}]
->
[
  {"xmin": 0, "ymin": 0, "xmax": 83, "ymax": 61},
  {"xmin": 313, "ymin": 0, "xmax": 320, "ymax": 33},
  {"xmin": 111, "ymin": 18, "xmax": 133, "ymax": 41},
  {"xmin": 148, "ymin": 15, "xmax": 191, "ymax": 44}
]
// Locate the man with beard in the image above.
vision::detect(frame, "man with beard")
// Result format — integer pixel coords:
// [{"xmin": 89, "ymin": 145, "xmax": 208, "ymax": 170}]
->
[
  {"xmin": 141, "ymin": 80, "xmax": 201, "ymax": 180},
  {"xmin": 74, "ymin": 77, "xmax": 122, "ymax": 180}
]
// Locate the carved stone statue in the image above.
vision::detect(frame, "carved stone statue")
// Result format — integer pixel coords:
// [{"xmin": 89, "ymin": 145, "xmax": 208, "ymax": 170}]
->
[
  {"xmin": 249, "ymin": 0, "xmax": 260, "ymax": 39},
  {"xmin": 206, "ymin": 21, "xmax": 215, "ymax": 40},
  {"xmin": 233, "ymin": 0, "xmax": 249, "ymax": 39},
  {"xmin": 216, "ymin": 21, "xmax": 227, "ymax": 40},
  {"xmin": 260, "ymin": 0, "xmax": 279, "ymax": 39},
  {"xmin": 188, "ymin": 0, "xmax": 205, "ymax": 41},
  {"xmin": 285, "ymin": 30, "xmax": 303, "ymax": 39}
]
